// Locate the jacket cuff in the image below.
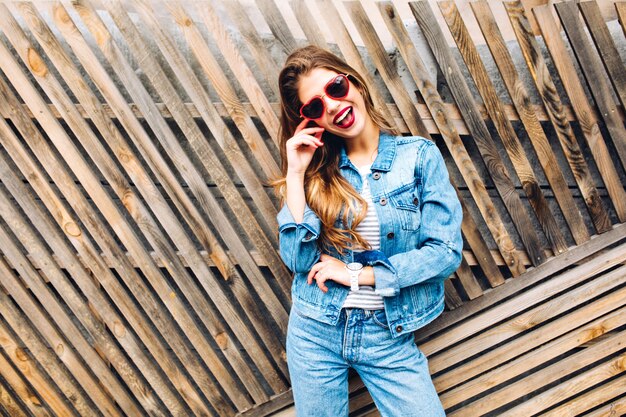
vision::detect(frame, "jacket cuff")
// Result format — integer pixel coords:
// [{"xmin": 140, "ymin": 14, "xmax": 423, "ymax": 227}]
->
[
  {"xmin": 277, "ymin": 203, "xmax": 321, "ymax": 240},
  {"xmin": 373, "ymin": 262, "xmax": 399, "ymax": 297}
]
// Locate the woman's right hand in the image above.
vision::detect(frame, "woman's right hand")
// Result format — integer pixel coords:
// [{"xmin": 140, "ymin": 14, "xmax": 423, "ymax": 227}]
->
[{"xmin": 285, "ymin": 119, "xmax": 325, "ymax": 176}]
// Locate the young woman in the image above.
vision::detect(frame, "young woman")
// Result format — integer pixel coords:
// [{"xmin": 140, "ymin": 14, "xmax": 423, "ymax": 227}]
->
[{"xmin": 274, "ymin": 45, "xmax": 463, "ymax": 417}]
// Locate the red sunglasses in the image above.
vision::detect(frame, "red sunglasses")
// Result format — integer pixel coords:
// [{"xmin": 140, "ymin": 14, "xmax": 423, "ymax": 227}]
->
[{"xmin": 299, "ymin": 74, "xmax": 351, "ymax": 120}]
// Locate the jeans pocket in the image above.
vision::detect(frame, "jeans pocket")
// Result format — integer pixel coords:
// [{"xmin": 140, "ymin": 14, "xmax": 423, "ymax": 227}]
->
[{"xmin": 371, "ymin": 309, "xmax": 390, "ymax": 329}]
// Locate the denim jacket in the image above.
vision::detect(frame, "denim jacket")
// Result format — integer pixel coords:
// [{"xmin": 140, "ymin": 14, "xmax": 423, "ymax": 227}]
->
[{"xmin": 277, "ymin": 133, "xmax": 463, "ymax": 338}]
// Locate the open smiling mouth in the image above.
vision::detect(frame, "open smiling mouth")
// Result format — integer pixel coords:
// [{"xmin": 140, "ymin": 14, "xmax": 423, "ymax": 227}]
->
[{"xmin": 333, "ymin": 106, "xmax": 355, "ymax": 128}]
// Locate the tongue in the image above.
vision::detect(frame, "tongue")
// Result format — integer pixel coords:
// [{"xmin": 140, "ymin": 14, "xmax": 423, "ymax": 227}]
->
[{"xmin": 336, "ymin": 108, "xmax": 352, "ymax": 127}]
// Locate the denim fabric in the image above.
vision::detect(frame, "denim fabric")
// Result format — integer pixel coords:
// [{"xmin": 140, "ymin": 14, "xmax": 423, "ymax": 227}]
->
[
  {"xmin": 277, "ymin": 133, "xmax": 463, "ymax": 338},
  {"xmin": 287, "ymin": 305, "xmax": 446, "ymax": 417}
]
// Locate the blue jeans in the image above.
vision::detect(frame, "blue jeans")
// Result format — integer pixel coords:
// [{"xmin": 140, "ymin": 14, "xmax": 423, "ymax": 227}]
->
[{"xmin": 286, "ymin": 306, "xmax": 446, "ymax": 417}]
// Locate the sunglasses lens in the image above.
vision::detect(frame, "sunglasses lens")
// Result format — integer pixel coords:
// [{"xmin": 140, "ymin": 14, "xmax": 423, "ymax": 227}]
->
[
  {"xmin": 326, "ymin": 75, "xmax": 349, "ymax": 98},
  {"xmin": 301, "ymin": 97, "xmax": 324, "ymax": 119}
]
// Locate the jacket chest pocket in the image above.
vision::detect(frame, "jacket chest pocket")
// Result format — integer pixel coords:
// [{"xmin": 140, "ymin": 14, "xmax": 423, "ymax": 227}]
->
[{"xmin": 389, "ymin": 186, "xmax": 421, "ymax": 231}]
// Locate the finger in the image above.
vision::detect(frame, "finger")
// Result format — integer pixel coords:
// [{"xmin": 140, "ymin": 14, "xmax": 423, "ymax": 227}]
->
[
  {"xmin": 292, "ymin": 136, "xmax": 322, "ymax": 149},
  {"xmin": 320, "ymin": 254, "xmax": 332, "ymax": 262},
  {"xmin": 307, "ymin": 262, "xmax": 324, "ymax": 283},
  {"xmin": 294, "ymin": 118, "xmax": 310, "ymax": 133},
  {"xmin": 317, "ymin": 276, "xmax": 328, "ymax": 293},
  {"xmin": 297, "ymin": 127, "xmax": 325, "ymax": 138}
]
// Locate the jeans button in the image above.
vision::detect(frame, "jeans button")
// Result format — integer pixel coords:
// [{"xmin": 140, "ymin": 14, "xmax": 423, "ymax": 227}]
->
[
  {"xmin": 379, "ymin": 197, "xmax": 387, "ymax": 206},
  {"xmin": 395, "ymin": 325, "xmax": 403, "ymax": 333},
  {"xmin": 413, "ymin": 197, "xmax": 418, "ymax": 205},
  {"xmin": 387, "ymin": 232, "xmax": 394, "ymax": 239},
  {"xmin": 372, "ymin": 172, "xmax": 381, "ymax": 180}
]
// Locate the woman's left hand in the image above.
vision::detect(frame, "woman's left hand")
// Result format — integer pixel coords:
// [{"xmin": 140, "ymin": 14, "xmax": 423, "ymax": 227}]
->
[{"xmin": 307, "ymin": 254, "xmax": 350, "ymax": 293}]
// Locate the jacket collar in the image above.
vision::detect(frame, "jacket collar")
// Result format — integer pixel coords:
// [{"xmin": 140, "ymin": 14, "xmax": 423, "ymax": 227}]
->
[{"xmin": 338, "ymin": 131, "xmax": 396, "ymax": 172}]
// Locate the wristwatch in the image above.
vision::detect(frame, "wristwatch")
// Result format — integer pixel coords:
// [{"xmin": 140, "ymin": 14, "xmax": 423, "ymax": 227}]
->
[{"xmin": 345, "ymin": 262, "xmax": 363, "ymax": 292}]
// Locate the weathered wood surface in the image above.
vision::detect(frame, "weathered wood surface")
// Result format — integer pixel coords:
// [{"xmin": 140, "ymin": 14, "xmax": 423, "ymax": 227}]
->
[{"xmin": 0, "ymin": 1, "xmax": 624, "ymax": 416}]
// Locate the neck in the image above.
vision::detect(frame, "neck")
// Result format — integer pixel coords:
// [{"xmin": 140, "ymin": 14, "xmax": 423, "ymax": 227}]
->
[{"xmin": 345, "ymin": 119, "xmax": 379, "ymax": 156}]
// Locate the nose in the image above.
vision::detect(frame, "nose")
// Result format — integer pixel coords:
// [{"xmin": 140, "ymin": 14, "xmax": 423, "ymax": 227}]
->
[{"xmin": 323, "ymin": 95, "xmax": 341, "ymax": 114}]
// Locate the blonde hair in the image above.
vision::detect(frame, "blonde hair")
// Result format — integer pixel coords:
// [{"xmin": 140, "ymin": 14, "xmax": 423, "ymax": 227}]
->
[{"xmin": 272, "ymin": 45, "xmax": 398, "ymax": 255}]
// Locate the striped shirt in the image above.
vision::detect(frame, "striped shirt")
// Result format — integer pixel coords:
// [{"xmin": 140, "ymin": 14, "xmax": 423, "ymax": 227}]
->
[{"xmin": 342, "ymin": 164, "xmax": 385, "ymax": 310}]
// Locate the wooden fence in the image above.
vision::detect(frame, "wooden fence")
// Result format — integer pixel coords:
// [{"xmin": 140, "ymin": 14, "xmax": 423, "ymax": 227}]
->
[{"xmin": 0, "ymin": 0, "xmax": 624, "ymax": 416}]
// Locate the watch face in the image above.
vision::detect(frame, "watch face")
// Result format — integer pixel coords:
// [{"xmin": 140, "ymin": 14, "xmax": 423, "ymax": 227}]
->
[{"xmin": 346, "ymin": 262, "xmax": 363, "ymax": 271}]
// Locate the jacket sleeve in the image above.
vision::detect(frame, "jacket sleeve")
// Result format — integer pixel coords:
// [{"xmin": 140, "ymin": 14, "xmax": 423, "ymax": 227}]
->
[
  {"xmin": 277, "ymin": 203, "xmax": 322, "ymax": 274},
  {"xmin": 374, "ymin": 142, "xmax": 463, "ymax": 297}
]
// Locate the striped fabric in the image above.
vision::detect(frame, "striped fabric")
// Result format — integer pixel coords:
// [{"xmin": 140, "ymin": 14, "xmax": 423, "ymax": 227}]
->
[{"xmin": 342, "ymin": 164, "xmax": 385, "ymax": 310}]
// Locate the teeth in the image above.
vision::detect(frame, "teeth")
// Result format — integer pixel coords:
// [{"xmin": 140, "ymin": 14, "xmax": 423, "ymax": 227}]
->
[{"xmin": 335, "ymin": 108, "xmax": 351, "ymax": 124}]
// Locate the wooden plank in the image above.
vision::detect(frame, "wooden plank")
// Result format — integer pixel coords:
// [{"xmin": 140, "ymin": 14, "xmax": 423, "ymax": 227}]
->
[
  {"xmin": 533, "ymin": 4, "xmax": 626, "ymax": 222},
  {"xmin": 443, "ymin": 278, "xmax": 463, "ymax": 310},
  {"xmin": 0, "ymin": 161, "xmax": 171, "ymax": 416},
  {"xmin": 580, "ymin": 1, "xmax": 626, "ymax": 120},
  {"xmin": 16, "ymin": 1, "xmax": 285, "ymax": 405},
  {"xmin": 0, "ymin": 341, "xmax": 63, "ymax": 417},
  {"xmin": 2, "ymin": 3, "xmax": 261, "ymax": 410},
  {"xmin": 411, "ymin": 0, "xmax": 547, "ymax": 268},
  {"xmin": 556, "ymin": 1, "xmax": 626, "ymax": 172},
  {"xmin": 500, "ymin": 344, "xmax": 626, "ymax": 416},
  {"xmin": 211, "ymin": 0, "xmax": 282, "ymax": 98},
  {"xmin": 76, "ymin": 0, "xmax": 291, "ymax": 304},
  {"xmin": 0, "ymin": 239, "xmax": 128, "ymax": 417},
  {"xmin": 378, "ymin": 1, "xmax": 519, "ymax": 279},
  {"xmin": 504, "ymin": 0, "xmax": 612, "ymax": 234},
  {"xmin": 438, "ymin": 286, "xmax": 626, "ymax": 403},
  {"xmin": 419, "ymin": 241, "xmax": 626, "ymax": 356},
  {"xmin": 430, "ymin": 262, "xmax": 626, "ymax": 376},
  {"xmin": 255, "ymin": 0, "xmax": 299, "ymax": 53},
  {"xmin": 49, "ymin": 0, "xmax": 289, "ymax": 348},
  {"xmin": 134, "ymin": 0, "xmax": 282, "ymax": 198},
  {"xmin": 456, "ymin": 331, "xmax": 626, "ymax": 416},
  {"xmin": 315, "ymin": 0, "xmax": 396, "ymax": 126},
  {"xmin": 0, "ymin": 202, "xmax": 148, "ymax": 416},
  {"xmin": 346, "ymin": 1, "xmax": 430, "ymax": 138},
  {"xmin": 104, "ymin": 0, "xmax": 285, "ymax": 275},
  {"xmin": 582, "ymin": 397, "xmax": 626, "ymax": 417},
  {"xmin": 0, "ymin": 125, "xmax": 195, "ymax": 416},
  {"xmin": 616, "ymin": 2, "xmax": 626, "ymax": 37},
  {"xmin": 471, "ymin": 0, "xmax": 590, "ymax": 246},
  {"xmin": 0, "ymin": 34, "xmax": 230, "ymax": 417},
  {"xmin": 0, "ymin": 380, "xmax": 32, "ymax": 417},
  {"xmin": 289, "ymin": 0, "xmax": 329, "ymax": 49},
  {"xmin": 189, "ymin": 0, "xmax": 283, "ymax": 145},
  {"xmin": 440, "ymin": 0, "xmax": 567, "ymax": 256},
  {"xmin": 417, "ymin": 222, "xmax": 626, "ymax": 342},
  {"xmin": 126, "ymin": 0, "xmax": 290, "ymax": 374},
  {"xmin": 0, "ymin": 274, "xmax": 99, "ymax": 417},
  {"xmin": 541, "ymin": 374, "xmax": 626, "ymax": 416}
]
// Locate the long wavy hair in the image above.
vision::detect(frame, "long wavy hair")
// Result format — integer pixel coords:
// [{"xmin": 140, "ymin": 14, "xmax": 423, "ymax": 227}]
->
[{"xmin": 272, "ymin": 45, "xmax": 398, "ymax": 255}]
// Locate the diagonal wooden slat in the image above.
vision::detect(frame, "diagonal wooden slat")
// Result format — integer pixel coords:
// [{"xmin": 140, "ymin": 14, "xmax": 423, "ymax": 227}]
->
[
  {"xmin": 439, "ymin": 305, "xmax": 626, "ymax": 407},
  {"xmin": 289, "ymin": 0, "xmax": 329, "ymax": 50},
  {"xmin": 0, "ymin": 327, "xmax": 72, "ymax": 417},
  {"xmin": 0, "ymin": 33, "xmax": 232, "ymax": 416},
  {"xmin": 14, "ymin": 1, "xmax": 284, "ymax": 403},
  {"xmin": 556, "ymin": 1, "xmax": 626, "ymax": 173},
  {"xmin": 579, "ymin": 1, "xmax": 626, "ymax": 121},
  {"xmin": 190, "ymin": 0, "xmax": 283, "ymax": 145},
  {"xmin": 504, "ymin": 0, "xmax": 612, "ymax": 235},
  {"xmin": 470, "ymin": 0, "xmax": 590, "ymax": 246},
  {"xmin": 616, "ymin": 2, "xmax": 626, "ymax": 37},
  {"xmin": 71, "ymin": 0, "xmax": 292, "ymax": 304},
  {"xmin": 533, "ymin": 4, "xmax": 626, "ymax": 223},
  {"xmin": 0, "ymin": 225, "xmax": 132, "ymax": 417},
  {"xmin": 439, "ymin": 0, "xmax": 567, "ymax": 255},
  {"xmin": 315, "ymin": 0, "xmax": 397, "ymax": 127},
  {"xmin": 346, "ymin": 1, "xmax": 430, "ymax": 139},
  {"xmin": 411, "ymin": 0, "xmax": 546, "ymax": 268},
  {"xmin": 0, "ymin": 268, "xmax": 102, "ymax": 417},
  {"xmin": 255, "ymin": 0, "xmax": 299, "ymax": 54}
]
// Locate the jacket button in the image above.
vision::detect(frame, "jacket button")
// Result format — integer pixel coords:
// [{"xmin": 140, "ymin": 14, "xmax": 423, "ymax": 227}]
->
[
  {"xmin": 372, "ymin": 172, "xmax": 381, "ymax": 180},
  {"xmin": 379, "ymin": 197, "xmax": 387, "ymax": 206},
  {"xmin": 387, "ymin": 232, "xmax": 395, "ymax": 239},
  {"xmin": 413, "ymin": 197, "xmax": 418, "ymax": 205},
  {"xmin": 395, "ymin": 325, "xmax": 403, "ymax": 333}
]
